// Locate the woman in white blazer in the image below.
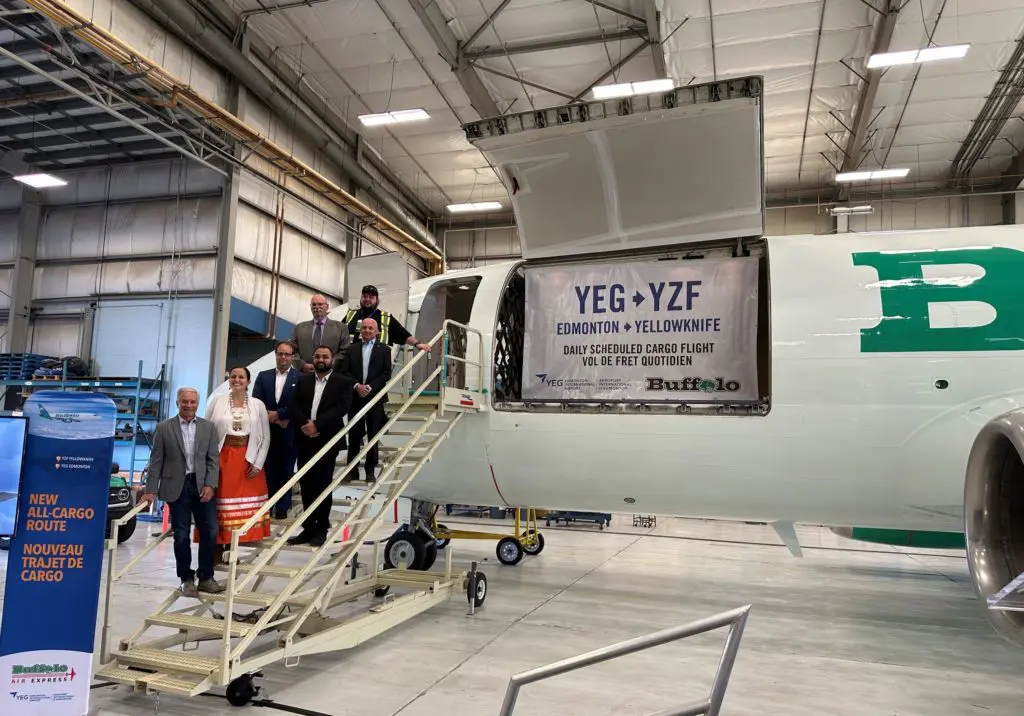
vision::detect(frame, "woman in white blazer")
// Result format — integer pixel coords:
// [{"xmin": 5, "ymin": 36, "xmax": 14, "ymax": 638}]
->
[{"xmin": 203, "ymin": 366, "xmax": 272, "ymax": 545}]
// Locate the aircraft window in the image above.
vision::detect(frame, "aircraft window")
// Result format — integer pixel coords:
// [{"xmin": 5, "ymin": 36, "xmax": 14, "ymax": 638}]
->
[{"xmin": 493, "ymin": 270, "xmax": 525, "ymax": 402}]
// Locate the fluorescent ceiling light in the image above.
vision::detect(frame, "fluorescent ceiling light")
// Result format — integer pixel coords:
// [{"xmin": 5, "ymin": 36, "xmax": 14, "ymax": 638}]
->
[
  {"xmin": 867, "ymin": 44, "xmax": 969, "ymax": 69},
  {"xmin": 830, "ymin": 205, "xmax": 873, "ymax": 215},
  {"xmin": 446, "ymin": 201, "xmax": 503, "ymax": 213},
  {"xmin": 13, "ymin": 173, "xmax": 67, "ymax": 189},
  {"xmin": 358, "ymin": 108, "xmax": 430, "ymax": 126},
  {"xmin": 835, "ymin": 168, "xmax": 909, "ymax": 182},
  {"xmin": 592, "ymin": 78, "xmax": 674, "ymax": 100}
]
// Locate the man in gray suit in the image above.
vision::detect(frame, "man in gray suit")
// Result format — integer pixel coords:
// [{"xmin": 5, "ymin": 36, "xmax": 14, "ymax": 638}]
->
[
  {"xmin": 289, "ymin": 293, "xmax": 350, "ymax": 374},
  {"xmin": 140, "ymin": 387, "xmax": 224, "ymax": 597}
]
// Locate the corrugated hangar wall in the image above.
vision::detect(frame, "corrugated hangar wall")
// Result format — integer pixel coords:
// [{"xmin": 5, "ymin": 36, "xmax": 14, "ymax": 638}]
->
[
  {"xmin": 0, "ymin": 0, "xmax": 434, "ymax": 395},
  {"xmin": 442, "ymin": 194, "xmax": 1008, "ymax": 268},
  {"xmin": 0, "ymin": 159, "xmax": 222, "ymax": 400}
]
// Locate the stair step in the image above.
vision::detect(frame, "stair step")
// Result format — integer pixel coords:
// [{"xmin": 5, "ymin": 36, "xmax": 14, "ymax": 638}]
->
[
  {"xmin": 95, "ymin": 664, "xmax": 207, "ymax": 696},
  {"xmin": 386, "ymin": 430, "xmax": 441, "ymax": 437},
  {"xmin": 215, "ymin": 562, "xmax": 299, "ymax": 578},
  {"xmin": 146, "ymin": 614, "xmax": 252, "ymax": 637},
  {"xmin": 198, "ymin": 590, "xmax": 277, "ymax": 607},
  {"xmin": 115, "ymin": 647, "xmax": 220, "ymax": 676}
]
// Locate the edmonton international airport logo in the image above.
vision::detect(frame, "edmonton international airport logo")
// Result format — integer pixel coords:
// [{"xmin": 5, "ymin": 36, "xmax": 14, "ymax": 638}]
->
[{"xmin": 10, "ymin": 663, "xmax": 76, "ymax": 683}]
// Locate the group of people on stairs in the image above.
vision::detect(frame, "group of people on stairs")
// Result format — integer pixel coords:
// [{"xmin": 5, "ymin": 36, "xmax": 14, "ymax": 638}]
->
[{"xmin": 140, "ymin": 286, "xmax": 430, "ymax": 598}]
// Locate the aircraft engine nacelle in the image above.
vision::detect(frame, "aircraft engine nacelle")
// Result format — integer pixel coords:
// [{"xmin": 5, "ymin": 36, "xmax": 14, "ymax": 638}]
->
[{"xmin": 964, "ymin": 409, "xmax": 1024, "ymax": 647}]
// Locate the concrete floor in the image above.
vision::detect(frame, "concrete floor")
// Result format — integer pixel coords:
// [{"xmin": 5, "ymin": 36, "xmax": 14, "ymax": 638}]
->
[{"xmin": 2, "ymin": 512, "xmax": 1023, "ymax": 715}]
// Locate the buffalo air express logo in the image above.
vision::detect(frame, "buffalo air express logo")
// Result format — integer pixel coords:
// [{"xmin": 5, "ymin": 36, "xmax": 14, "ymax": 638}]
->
[
  {"xmin": 852, "ymin": 247, "xmax": 1024, "ymax": 352},
  {"xmin": 645, "ymin": 377, "xmax": 741, "ymax": 393},
  {"xmin": 10, "ymin": 663, "xmax": 77, "ymax": 683}
]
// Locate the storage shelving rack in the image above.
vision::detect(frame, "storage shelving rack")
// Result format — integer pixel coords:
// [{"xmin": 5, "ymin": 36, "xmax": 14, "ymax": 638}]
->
[{"xmin": 0, "ymin": 359, "xmax": 166, "ymax": 488}]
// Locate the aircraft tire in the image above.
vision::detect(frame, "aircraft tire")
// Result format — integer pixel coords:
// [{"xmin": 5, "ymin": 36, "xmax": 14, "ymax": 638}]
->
[
  {"xmin": 496, "ymin": 536, "xmax": 524, "ymax": 566},
  {"xmin": 523, "ymin": 532, "xmax": 545, "ymax": 556},
  {"xmin": 383, "ymin": 529, "xmax": 426, "ymax": 570}
]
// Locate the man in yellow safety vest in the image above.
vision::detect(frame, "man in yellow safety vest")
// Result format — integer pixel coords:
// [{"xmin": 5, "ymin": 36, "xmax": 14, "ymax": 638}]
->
[{"xmin": 343, "ymin": 284, "xmax": 429, "ymax": 353}]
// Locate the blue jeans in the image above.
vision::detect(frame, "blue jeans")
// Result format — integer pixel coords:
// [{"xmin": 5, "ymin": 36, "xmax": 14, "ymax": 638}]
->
[{"xmin": 168, "ymin": 476, "xmax": 217, "ymax": 583}]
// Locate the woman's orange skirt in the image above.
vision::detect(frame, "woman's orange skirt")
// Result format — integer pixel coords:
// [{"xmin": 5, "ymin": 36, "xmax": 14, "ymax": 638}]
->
[{"xmin": 194, "ymin": 441, "xmax": 271, "ymax": 545}]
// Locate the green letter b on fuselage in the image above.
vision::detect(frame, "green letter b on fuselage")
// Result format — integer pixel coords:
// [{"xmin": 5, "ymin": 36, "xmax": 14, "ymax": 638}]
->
[{"xmin": 853, "ymin": 247, "xmax": 1024, "ymax": 352}]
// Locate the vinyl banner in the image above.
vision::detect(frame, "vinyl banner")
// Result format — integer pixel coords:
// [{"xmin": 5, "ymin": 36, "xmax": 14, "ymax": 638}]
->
[
  {"xmin": 523, "ymin": 257, "xmax": 760, "ymax": 402},
  {"xmin": 0, "ymin": 392, "xmax": 116, "ymax": 716}
]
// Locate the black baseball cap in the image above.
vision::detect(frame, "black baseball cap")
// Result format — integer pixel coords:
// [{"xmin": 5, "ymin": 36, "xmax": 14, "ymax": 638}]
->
[{"xmin": 361, "ymin": 285, "xmax": 379, "ymax": 296}]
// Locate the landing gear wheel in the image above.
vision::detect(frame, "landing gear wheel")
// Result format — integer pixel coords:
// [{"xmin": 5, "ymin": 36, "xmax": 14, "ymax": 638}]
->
[
  {"xmin": 496, "ymin": 536, "xmax": 524, "ymax": 566},
  {"xmin": 419, "ymin": 541, "xmax": 438, "ymax": 571},
  {"xmin": 435, "ymin": 523, "xmax": 451, "ymax": 549},
  {"xmin": 226, "ymin": 674, "xmax": 259, "ymax": 707},
  {"xmin": 383, "ymin": 530, "xmax": 426, "ymax": 570},
  {"xmin": 523, "ymin": 532, "xmax": 545, "ymax": 556},
  {"xmin": 467, "ymin": 571, "xmax": 488, "ymax": 607}
]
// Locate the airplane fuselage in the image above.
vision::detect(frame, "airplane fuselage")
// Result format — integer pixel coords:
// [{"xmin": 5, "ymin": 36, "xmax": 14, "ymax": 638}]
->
[{"xmin": 395, "ymin": 226, "xmax": 1024, "ymax": 532}]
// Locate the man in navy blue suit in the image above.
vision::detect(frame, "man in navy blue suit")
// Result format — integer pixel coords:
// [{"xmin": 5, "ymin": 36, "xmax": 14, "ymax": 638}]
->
[{"xmin": 252, "ymin": 340, "xmax": 301, "ymax": 519}]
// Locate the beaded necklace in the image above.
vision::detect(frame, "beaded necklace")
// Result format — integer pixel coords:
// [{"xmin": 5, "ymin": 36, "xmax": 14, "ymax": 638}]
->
[{"xmin": 229, "ymin": 392, "xmax": 248, "ymax": 432}]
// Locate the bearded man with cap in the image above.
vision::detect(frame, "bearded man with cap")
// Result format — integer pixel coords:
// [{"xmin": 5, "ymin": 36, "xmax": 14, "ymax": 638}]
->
[{"xmin": 343, "ymin": 284, "xmax": 429, "ymax": 353}]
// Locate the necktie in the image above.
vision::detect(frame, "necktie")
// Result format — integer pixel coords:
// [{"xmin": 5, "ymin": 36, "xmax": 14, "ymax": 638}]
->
[{"xmin": 312, "ymin": 321, "xmax": 323, "ymax": 349}]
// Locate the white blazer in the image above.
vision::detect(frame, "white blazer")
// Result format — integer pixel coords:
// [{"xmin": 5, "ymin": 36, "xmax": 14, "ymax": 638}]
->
[{"xmin": 204, "ymin": 394, "xmax": 270, "ymax": 471}]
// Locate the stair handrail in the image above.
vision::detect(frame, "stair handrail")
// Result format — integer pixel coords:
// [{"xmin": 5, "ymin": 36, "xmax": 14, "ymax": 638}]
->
[
  {"xmin": 231, "ymin": 323, "xmax": 445, "ymax": 547},
  {"xmin": 498, "ymin": 605, "xmax": 752, "ymax": 716},
  {"xmin": 225, "ymin": 363, "xmax": 446, "ymax": 668},
  {"xmin": 279, "ymin": 402, "xmax": 461, "ymax": 645}
]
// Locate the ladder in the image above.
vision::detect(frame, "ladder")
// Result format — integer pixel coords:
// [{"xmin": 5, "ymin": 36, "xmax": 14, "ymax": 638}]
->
[{"xmin": 95, "ymin": 320, "xmax": 487, "ymax": 702}]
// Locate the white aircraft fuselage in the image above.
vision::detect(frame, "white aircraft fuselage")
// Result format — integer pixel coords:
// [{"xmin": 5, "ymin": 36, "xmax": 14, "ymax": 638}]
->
[{"xmin": 387, "ymin": 225, "xmax": 1024, "ymax": 533}]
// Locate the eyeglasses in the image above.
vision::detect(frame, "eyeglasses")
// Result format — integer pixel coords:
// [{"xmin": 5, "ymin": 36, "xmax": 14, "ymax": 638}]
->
[{"xmin": 275, "ymin": 351, "xmax": 293, "ymax": 357}]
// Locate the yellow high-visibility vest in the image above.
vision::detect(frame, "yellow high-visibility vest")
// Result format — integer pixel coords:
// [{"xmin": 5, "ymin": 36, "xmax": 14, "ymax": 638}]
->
[{"xmin": 345, "ymin": 309, "xmax": 391, "ymax": 345}]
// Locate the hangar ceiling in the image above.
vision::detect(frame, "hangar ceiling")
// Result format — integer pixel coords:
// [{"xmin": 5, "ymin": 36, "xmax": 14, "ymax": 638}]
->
[{"xmin": 214, "ymin": 0, "xmax": 1024, "ymax": 220}]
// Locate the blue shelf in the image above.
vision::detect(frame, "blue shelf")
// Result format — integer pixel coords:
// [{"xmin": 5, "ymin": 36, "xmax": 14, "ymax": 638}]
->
[{"xmin": 0, "ymin": 378, "xmax": 162, "ymax": 389}]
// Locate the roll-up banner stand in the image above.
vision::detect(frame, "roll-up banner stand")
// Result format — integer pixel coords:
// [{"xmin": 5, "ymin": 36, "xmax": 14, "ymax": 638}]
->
[
  {"xmin": 524, "ymin": 258, "xmax": 760, "ymax": 403},
  {"xmin": 0, "ymin": 391, "xmax": 116, "ymax": 716}
]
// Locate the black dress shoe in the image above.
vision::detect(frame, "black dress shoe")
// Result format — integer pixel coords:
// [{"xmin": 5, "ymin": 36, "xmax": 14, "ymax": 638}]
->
[
  {"xmin": 287, "ymin": 532, "xmax": 312, "ymax": 546},
  {"xmin": 310, "ymin": 533, "xmax": 326, "ymax": 547}
]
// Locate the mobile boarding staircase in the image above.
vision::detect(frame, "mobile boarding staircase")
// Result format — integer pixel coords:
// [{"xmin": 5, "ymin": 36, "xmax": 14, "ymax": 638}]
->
[{"xmin": 96, "ymin": 320, "xmax": 487, "ymax": 705}]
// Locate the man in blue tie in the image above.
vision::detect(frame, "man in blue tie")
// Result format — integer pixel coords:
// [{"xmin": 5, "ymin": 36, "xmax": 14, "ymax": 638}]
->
[
  {"xmin": 252, "ymin": 341, "xmax": 301, "ymax": 520},
  {"xmin": 341, "ymin": 317, "xmax": 392, "ymax": 482}
]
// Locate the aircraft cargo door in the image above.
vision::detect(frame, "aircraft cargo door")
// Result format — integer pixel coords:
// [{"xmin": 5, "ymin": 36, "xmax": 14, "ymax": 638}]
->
[
  {"xmin": 344, "ymin": 252, "xmax": 410, "ymax": 329},
  {"xmin": 462, "ymin": 76, "xmax": 765, "ymax": 261}
]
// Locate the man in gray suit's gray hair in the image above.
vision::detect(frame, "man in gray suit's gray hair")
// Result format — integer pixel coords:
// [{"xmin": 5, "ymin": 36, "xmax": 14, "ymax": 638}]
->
[{"xmin": 141, "ymin": 386, "xmax": 224, "ymax": 597}]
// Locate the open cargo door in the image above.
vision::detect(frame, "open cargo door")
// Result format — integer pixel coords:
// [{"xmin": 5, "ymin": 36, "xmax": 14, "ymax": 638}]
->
[
  {"xmin": 462, "ymin": 76, "xmax": 764, "ymax": 260},
  {"xmin": 344, "ymin": 252, "xmax": 410, "ymax": 328},
  {"xmin": 467, "ymin": 77, "xmax": 769, "ymax": 410}
]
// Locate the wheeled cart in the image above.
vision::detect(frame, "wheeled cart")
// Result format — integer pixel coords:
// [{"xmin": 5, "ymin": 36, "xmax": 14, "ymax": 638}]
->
[
  {"xmin": 544, "ymin": 511, "xmax": 612, "ymax": 529},
  {"xmin": 422, "ymin": 506, "xmax": 546, "ymax": 566}
]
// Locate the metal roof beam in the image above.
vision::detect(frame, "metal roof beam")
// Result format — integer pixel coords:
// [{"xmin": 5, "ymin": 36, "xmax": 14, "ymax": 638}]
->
[
  {"xmin": 839, "ymin": 0, "xmax": 900, "ymax": 175},
  {"xmin": 3, "ymin": 123, "xmax": 167, "ymax": 152},
  {"xmin": 643, "ymin": 0, "xmax": 666, "ymax": 78},
  {"xmin": 405, "ymin": 0, "xmax": 501, "ymax": 120},
  {"xmin": 26, "ymin": 137, "xmax": 178, "ymax": 163},
  {"xmin": 465, "ymin": 27, "xmax": 646, "ymax": 60},
  {"xmin": 570, "ymin": 40, "xmax": 649, "ymax": 102},
  {"xmin": 463, "ymin": 0, "xmax": 512, "ymax": 50}
]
